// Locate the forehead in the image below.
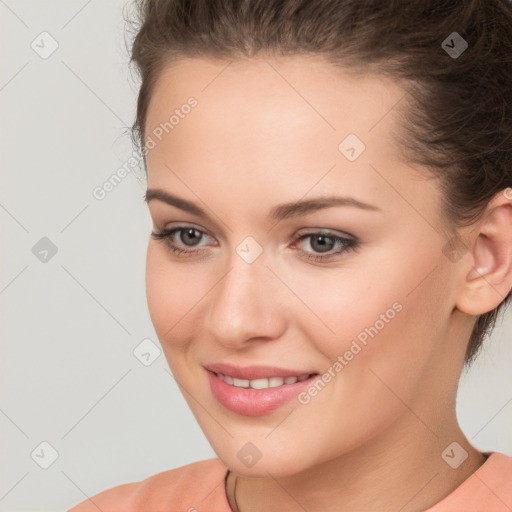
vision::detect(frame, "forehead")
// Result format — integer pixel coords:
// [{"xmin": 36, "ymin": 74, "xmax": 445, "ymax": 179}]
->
[
  {"xmin": 143, "ymin": 56, "xmax": 434, "ymax": 223},
  {"xmin": 145, "ymin": 55, "xmax": 407, "ymax": 149}
]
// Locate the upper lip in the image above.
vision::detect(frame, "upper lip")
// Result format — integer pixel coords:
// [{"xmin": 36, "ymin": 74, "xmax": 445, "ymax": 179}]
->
[{"xmin": 205, "ymin": 362, "xmax": 316, "ymax": 380}]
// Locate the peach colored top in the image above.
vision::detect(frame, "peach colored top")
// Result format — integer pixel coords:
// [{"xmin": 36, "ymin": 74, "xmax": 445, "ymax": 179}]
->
[{"xmin": 68, "ymin": 452, "xmax": 512, "ymax": 512}]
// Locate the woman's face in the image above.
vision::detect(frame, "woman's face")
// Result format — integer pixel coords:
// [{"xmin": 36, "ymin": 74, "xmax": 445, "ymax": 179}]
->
[{"xmin": 144, "ymin": 56, "xmax": 468, "ymax": 476}]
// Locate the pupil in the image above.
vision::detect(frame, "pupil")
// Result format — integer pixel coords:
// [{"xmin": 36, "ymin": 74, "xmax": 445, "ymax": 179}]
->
[
  {"xmin": 181, "ymin": 229, "xmax": 200, "ymax": 246},
  {"xmin": 312, "ymin": 235, "xmax": 333, "ymax": 253}
]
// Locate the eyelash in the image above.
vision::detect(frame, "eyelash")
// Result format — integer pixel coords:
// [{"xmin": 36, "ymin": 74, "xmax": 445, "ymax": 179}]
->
[{"xmin": 151, "ymin": 225, "xmax": 358, "ymax": 262}]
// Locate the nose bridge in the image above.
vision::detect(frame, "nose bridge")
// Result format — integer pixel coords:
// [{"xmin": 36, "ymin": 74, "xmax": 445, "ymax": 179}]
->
[{"xmin": 206, "ymin": 245, "xmax": 284, "ymax": 344}]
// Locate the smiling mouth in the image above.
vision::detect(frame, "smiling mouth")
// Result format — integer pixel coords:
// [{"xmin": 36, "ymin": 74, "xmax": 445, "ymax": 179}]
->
[
  {"xmin": 206, "ymin": 369, "xmax": 321, "ymax": 416},
  {"xmin": 214, "ymin": 372, "xmax": 316, "ymax": 389}
]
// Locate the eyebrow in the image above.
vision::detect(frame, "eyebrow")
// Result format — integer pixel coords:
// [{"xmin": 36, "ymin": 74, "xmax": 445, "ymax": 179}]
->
[{"xmin": 144, "ymin": 188, "xmax": 381, "ymax": 222}]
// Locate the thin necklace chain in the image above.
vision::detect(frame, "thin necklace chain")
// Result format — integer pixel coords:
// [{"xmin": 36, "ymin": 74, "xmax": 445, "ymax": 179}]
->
[{"xmin": 228, "ymin": 471, "xmax": 241, "ymax": 512}]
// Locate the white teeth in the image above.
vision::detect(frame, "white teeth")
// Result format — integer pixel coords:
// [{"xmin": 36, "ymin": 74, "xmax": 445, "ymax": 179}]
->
[
  {"xmin": 250, "ymin": 378, "xmax": 269, "ymax": 389},
  {"xmin": 218, "ymin": 373, "xmax": 311, "ymax": 389},
  {"xmin": 268, "ymin": 377, "xmax": 284, "ymax": 387},
  {"xmin": 232, "ymin": 378, "xmax": 250, "ymax": 388}
]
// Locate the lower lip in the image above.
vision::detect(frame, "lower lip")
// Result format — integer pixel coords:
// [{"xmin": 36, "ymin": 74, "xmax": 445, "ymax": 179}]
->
[{"xmin": 206, "ymin": 370, "xmax": 319, "ymax": 416}]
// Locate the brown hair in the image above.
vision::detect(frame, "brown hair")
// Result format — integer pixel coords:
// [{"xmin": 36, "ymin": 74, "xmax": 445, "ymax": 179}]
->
[{"xmin": 125, "ymin": 0, "xmax": 512, "ymax": 365}]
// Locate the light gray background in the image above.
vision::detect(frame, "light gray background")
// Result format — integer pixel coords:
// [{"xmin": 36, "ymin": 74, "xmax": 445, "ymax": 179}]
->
[{"xmin": 0, "ymin": 2, "xmax": 511, "ymax": 511}]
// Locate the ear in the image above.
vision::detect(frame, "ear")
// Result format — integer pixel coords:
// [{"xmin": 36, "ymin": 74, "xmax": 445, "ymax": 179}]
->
[{"xmin": 455, "ymin": 188, "xmax": 512, "ymax": 316}]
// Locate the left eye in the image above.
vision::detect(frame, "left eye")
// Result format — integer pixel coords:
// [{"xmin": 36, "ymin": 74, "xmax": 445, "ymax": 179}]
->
[
  {"xmin": 292, "ymin": 232, "xmax": 357, "ymax": 261},
  {"xmin": 151, "ymin": 226, "xmax": 358, "ymax": 261}
]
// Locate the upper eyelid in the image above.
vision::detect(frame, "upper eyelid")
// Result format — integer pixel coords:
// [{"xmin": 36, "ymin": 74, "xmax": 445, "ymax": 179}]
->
[
  {"xmin": 158, "ymin": 225, "xmax": 218, "ymax": 247},
  {"xmin": 159, "ymin": 223, "xmax": 215, "ymax": 237},
  {"xmin": 159, "ymin": 223, "xmax": 354, "ymax": 238},
  {"xmin": 295, "ymin": 227, "xmax": 354, "ymax": 239}
]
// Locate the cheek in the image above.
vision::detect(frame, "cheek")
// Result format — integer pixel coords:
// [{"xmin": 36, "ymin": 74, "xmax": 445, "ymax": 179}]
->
[
  {"xmin": 145, "ymin": 246, "xmax": 170, "ymax": 334},
  {"xmin": 145, "ymin": 245, "xmax": 204, "ymax": 348},
  {"xmin": 282, "ymin": 255, "xmax": 406, "ymax": 360},
  {"xmin": 296, "ymin": 241, "xmax": 447, "ymax": 389},
  {"xmin": 277, "ymin": 262, "xmax": 447, "ymax": 459}
]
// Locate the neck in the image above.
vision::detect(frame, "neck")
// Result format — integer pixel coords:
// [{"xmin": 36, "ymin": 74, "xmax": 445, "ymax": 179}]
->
[{"xmin": 228, "ymin": 411, "xmax": 486, "ymax": 512}]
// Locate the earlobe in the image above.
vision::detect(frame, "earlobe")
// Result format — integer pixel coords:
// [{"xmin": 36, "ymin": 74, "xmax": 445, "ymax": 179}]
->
[{"xmin": 455, "ymin": 191, "xmax": 512, "ymax": 316}]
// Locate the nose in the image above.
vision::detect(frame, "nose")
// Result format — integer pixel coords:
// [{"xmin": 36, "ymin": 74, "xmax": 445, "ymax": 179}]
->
[{"xmin": 206, "ymin": 252, "xmax": 288, "ymax": 349}]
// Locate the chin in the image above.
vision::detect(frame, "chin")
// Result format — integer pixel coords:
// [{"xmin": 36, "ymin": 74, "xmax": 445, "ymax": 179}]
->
[{"xmin": 212, "ymin": 439, "xmax": 321, "ymax": 478}]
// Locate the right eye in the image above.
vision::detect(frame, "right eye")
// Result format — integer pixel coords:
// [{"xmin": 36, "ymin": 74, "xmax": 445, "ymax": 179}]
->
[{"xmin": 151, "ymin": 226, "xmax": 215, "ymax": 257}]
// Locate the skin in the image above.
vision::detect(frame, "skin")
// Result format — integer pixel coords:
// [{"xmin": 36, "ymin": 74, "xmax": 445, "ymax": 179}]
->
[{"xmin": 143, "ymin": 55, "xmax": 512, "ymax": 511}]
